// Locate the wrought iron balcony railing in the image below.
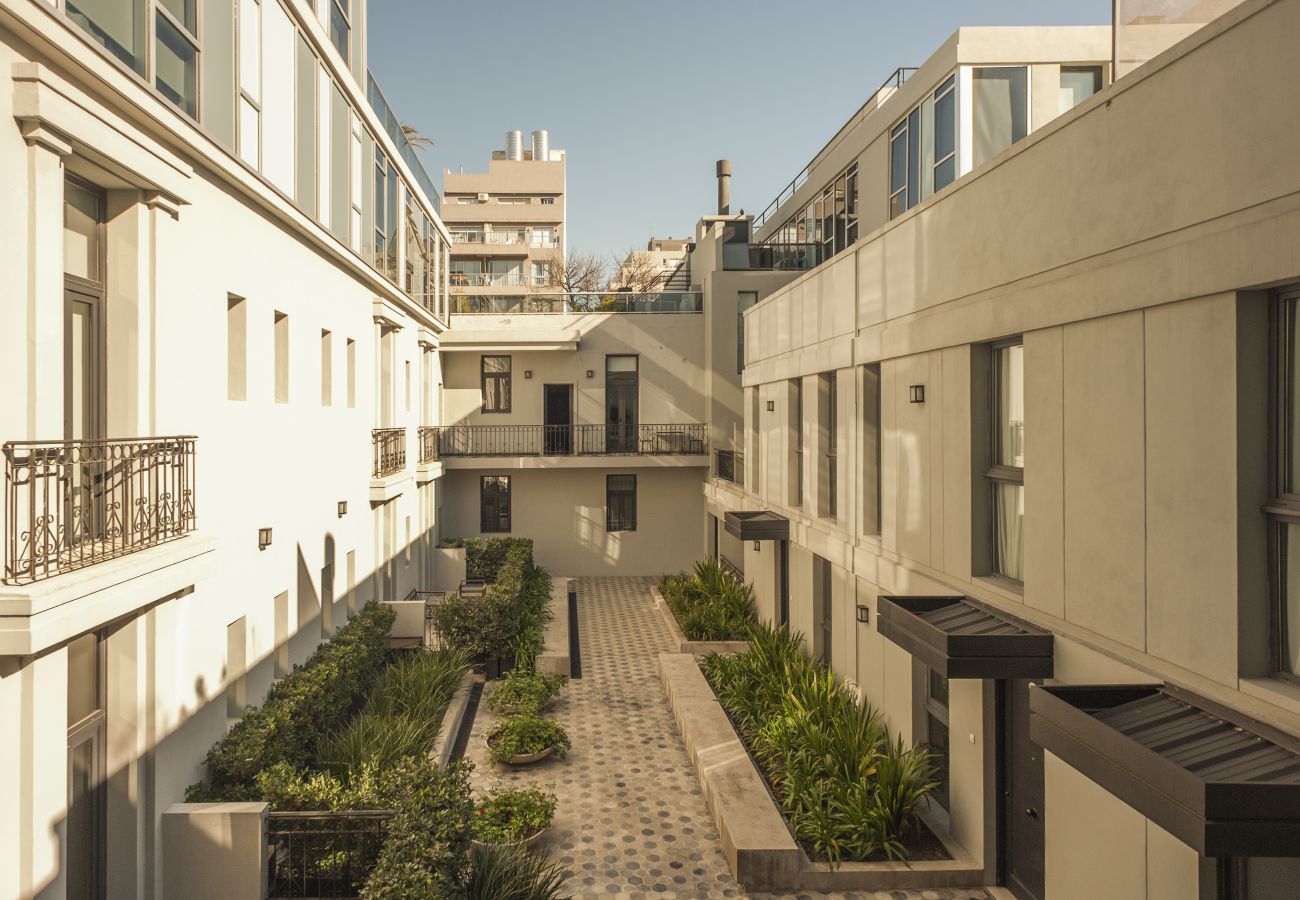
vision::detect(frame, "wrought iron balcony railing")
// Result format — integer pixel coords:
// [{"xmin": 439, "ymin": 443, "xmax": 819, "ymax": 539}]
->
[
  {"xmin": 3, "ymin": 436, "xmax": 197, "ymax": 585},
  {"xmin": 267, "ymin": 809, "xmax": 391, "ymax": 899},
  {"xmin": 372, "ymin": 428, "xmax": 406, "ymax": 477},
  {"xmin": 450, "ymin": 291, "xmax": 703, "ymax": 315},
  {"xmin": 715, "ymin": 449, "xmax": 745, "ymax": 485},
  {"xmin": 438, "ymin": 424, "xmax": 706, "ymax": 457},
  {"xmin": 418, "ymin": 426, "xmax": 440, "ymax": 464}
]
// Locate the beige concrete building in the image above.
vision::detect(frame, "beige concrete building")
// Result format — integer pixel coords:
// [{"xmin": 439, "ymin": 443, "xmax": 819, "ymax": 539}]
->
[
  {"xmin": 714, "ymin": 5, "xmax": 1300, "ymax": 899},
  {"xmin": 442, "ymin": 131, "xmax": 566, "ymax": 306},
  {"xmin": 0, "ymin": 0, "xmax": 451, "ymax": 894}
]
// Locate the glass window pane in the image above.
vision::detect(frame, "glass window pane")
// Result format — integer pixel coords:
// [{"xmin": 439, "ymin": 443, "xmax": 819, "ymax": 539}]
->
[
  {"xmin": 1283, "ymin": 523, "xmax": 1300, "ymax": 676},
  {"xmin": 1285, "ymin": 298, "xmax": 1300, "ymax": 494},
  {"xmin": 934, "ymin": 156, "xmax": 956, "ymax": 192},
  {"xmin": 927, "ymin": 711, "xmax": 950, "ymax": 809},
  {"xmin": 973, "ymin": 67, "xmax": 1028, "ymax": 166},
  {"xmin": 906, "ymin": 107, "xmax": 921, "ymax": 209},
  {"xmin": 928, "ymin": 669, "xmax": 949, "ymax": 706},
  {"xmin": 68, "ymin": 633, "xmax": 100, "ymax": 726},
  {"xmin": 1060, "ymin": 66, "xmax": 1102, "ymax": 114},
  {"xmin": 238, "ymin": 94, "xmax": 259, "ymax": 167},
  {"xmin": 63, "ymin": 181, "xmax": 101, "ymax": 282},
  {"xmin": 330, "ymin": 85, "xmax": 350, "ymax": 240},
  {"xmin": 994, "ymin": 482, "xmax": 1024, "ymax": 581},
  {"xmin": 330, "ymin": 1, "xmax": 350, "ymax": 64},
  {"xmin": 890, "ymin": 128, "xmax": 907, "ymax": 197},
  {"xmin": 996, "ymin": 344, "xmax": 1025, "ymax": 468},
  {"xmin": 66, "ymin": 0, "xmax": 146, "ymax": 73},
  {"xmin": 201, "ymin": 0, "xmax": 235, "ymax": 149},
  {"xmin": 294, "ymin": 36, "xmax": 317, "ymax": 216},
  {"xmin": 158, "ymin": 0, "xmax": 195, "ymax": 32},
  {"xmin": 934, "ymin": 86, "xmax": 956, "ymax": 164},
  {"xmin": 606, "ymin": 355, "xmax": 637, "ymax": 373},
  {"xmin": 154, "ymin": 12, "xmax": 197, "ymax": 118}
]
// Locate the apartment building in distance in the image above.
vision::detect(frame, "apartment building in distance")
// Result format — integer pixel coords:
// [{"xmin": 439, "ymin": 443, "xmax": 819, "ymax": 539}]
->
[
  {"xmin": 713, "ymin": 3, "xmax": 1300, "ymax": 898},
  {"xmin": 0, "ymin": 0, "xmax": 452, "ymax": 894},
  {"xmin": 442, "ymin": 130, "xmax": 566, "ymax": 302}
]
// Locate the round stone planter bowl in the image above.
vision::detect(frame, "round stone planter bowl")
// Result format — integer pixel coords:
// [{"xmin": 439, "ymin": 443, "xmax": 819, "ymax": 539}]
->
[
  {"xmin": 485, "ymin": 733, "xmax": 557, "ymax": 766},
  {"xmin": 470, "ymin": 825, "xmax": 549, "ymax": 853}
]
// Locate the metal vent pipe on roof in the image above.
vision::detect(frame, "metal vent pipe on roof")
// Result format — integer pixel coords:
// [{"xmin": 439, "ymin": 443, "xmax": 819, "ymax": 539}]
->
[
  {"xmin": 531, "ymin": 130, "xmax": 550, "ymax": 162},
  {"xmin": 505, "ymin": 131, "xmax": 524, "ymax": 161},
  {"xmin": 716, "ymin": 159, "xmax": 732, "ymax": 215}
]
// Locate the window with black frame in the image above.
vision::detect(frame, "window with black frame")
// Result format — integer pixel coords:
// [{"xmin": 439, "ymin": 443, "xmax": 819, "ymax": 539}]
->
[
  {"xmin": 481, "ymin": 355, "xmax": 512, "ymax": 413},
  {"xmin": 922, "ymin": 668, "xmax": 950, "ymax": 809},
  {"xmin": 606, "ymin": 475, "xmax": 637, "ymax": 532},
  {"xmin": 989, "ymin": 341, "xmax": 1024, "ymax": 581},
  {"xmin": 1270, "ymin": 287, "xmax": 1300, "ymax": 680},
  {"xmin": 480, "ymin": 476, "xmax": 511, "ymax": 533}
]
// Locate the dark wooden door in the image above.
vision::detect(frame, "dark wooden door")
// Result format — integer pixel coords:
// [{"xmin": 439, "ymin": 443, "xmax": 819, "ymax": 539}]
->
[
  {"xmin": 1003, "ymin": 679, "xmax": 1046, "ymax": 900},
  {"xmin": 543, "ymin": 385, "xmax": 572, "ymax": 454},
  {"xmin": 605, "ymin": 357, "xmax": 638, "ymax": 453}
]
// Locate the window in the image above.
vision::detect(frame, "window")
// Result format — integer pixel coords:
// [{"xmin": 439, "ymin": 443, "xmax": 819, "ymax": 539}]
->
[
  {"xmin": 988, "ymin": 342, "xmax": 1025, "ymax": 580},
  {"xmin": 540, "ymin": 197, "xmax": 555, "ymax": 205},
  {"xmin": 329, "ymin": 85, "xmax": 350, "ymax": 241},
  {"xmin": 294, "ymin": 34, "xmax": 317, "ymax": 216},
  {"xmin": 274, "ymin": 311, "xmax": 289, "ymax": 403},
  {"xmin": 480, "ymin": 355, "xmax": 511, "ymax": 412},
  {"xmin": 973, "ymin": 66, "xmax": 1029, "ymax": 167},
  {"xmin": 373, "ymin": 147, "xmax": 398, "ymax": 282},
  {"xmin": 154, "ymin": 0, "xmax": 198, "ymax": 117},
  {"xmin": 606, "ymin": 475, "xmax": 637, "ymax": 532},
  {"xmin": 820, "ymin": 372, "xmax": 838, "ymax": 520},
  {"xmin": 226, "ymin": 618, "xmax": 246, "ymax": 718},
  {"xmin": 531, "ymin": 261, "xmax": 548, "ymax": 287},
  {"xmin": 202, "ymin": 0, "xmax": 235, "ymax": 149},
  {"xmin": 789, "ymin": 378, "xmax": 803, "ymax": 507},
  {"xmin": 933, "ymin": 74, "xmax": 957, "ymax": 192},
  {"xmin": 863, "ymin": 364, "xmax": 881, "ymax": 534},
  {"xmin": 1060, "ymin": 65, "xmax": 1103, "ymax": 113},
  {"xmin": 889, "ymin": 74, "xmax": 957, "ymax": 220},
  {"xmin": 346, "ymin": 338, "xmax": 356, "ymax": 407},
  {"xmin": 227, "ymin": 295, "xmax": 246, "ymax": 400},
  {"xmin": 737, "ymin": 291, "xmax": 758, "ymax": 373},
  {"xmin": 236, "ymin": 0, "xmax": 260, "ymax": 168},
  {"xmin": 814, "ymin": 555, "xmax": 833, "ymax": 663},
  {"xmin": 329, "ymin": 0, "xmax": 350, "ymax": 65},
  {"xmin": 480, "ymin": 476, "xmax": 511, "ymax": 533},
  {"xmin": 320, "ymin": 329, "xmax": 332, "ymax": 406},
  {"xmin": 531, "ymin": 227, "xmax": 556, "ymax": 248},
  {"xmin": 1271, "ymin": 288, "xmax": 1300, "ymax": 679},
  {"xmin": 67, "ymin": 0, "xmax": 146, "ymax": 73},
  {"xmin": 921, "ymin": 668, "xmax": 950, "ymax": 809},
  {"xmin": 274, "ymin": 590, "xmax": 289, "ymax": 678}
]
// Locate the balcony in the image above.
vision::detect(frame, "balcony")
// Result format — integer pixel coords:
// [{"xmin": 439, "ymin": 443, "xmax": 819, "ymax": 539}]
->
[
  {"xmin": 449, "ymin": 272, "xmax": 536, "ymax": 288},
  {"xmin": 3, "ymin": 436, "xmax": 197, "ymax": 585},
  {"xmin": 450, "ymin": 229, "xmax": 559, "ymax": 249},
  {"xmin": 371, "ymin": 428, "xmax": 406, "ymax": 478},
  {"xmin": 418, "ymin": 426, "xmax": 440, "ymax": 464},
  {"xmin": 730, "ymin": 243, "xmax": 824, "ymax": 271},
  {"xmin": 449, "ymin": 291, "xmax": 703, "ymax": 315},
  {"xmin": 437, "ymin": 424, "xmax": 707, "ymax": 468},
  {"xmin": 715, "ymin": 449, "xmax": 744, "ymax": 486}
]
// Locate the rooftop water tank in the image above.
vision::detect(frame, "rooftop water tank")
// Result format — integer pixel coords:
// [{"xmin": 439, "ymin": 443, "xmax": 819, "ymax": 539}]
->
[
  {"xmin": 531, "ymin": 130, "xmax": 550, "ymax": 162},
  {"xmin": 504, "ymin": 130, "xmax": 523, "ymax": 161}
]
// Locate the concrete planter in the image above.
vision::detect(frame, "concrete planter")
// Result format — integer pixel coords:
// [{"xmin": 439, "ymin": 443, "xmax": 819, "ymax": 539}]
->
[
  {"xmin": 429, "ymin": 672, "xmax": 479, "ymax": 768},
  {"xmin": 471, "ymin": 825, "xmax": 549, "ymax": 853},
  {"xmin": 485, "ymin": 733, "xmax": 557, "ymax": 766},
  {"xmin": 652, "ymin": 586, "xmax": 750, "ymax": 655},
  {"xmin": 657, "ymin": 652, "xmax": 986, "ymax": 893}
]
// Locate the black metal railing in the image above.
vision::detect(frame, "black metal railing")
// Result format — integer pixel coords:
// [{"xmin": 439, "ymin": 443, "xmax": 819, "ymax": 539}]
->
[
  {"xmin": 719, "ymin": 556, "xmax": 744, "ymax": 581},
  {"xmin": 267, "ymin": 810, "xmax": 392, "ymax": 899},
  {"xmin": 371, "ymin": 428, "xmax": 406, "ymax": 477},
  {"xmin": 716, "ymin": 449, "xmax": 745, "ymax": 485},
  {"xmin": 3, "ymin": 436, "xmax": 197, "ymax": 585},
  {"xmin": 449, "ymin": 291, "xmax": 703, "ymax": 315},
  {"xmin": 417, "ymin": 426, "xmax": 440, "ymax": 464},
  {"xmin": 437, "ymin": 423, "xmax": 707, "ymax": 457}
]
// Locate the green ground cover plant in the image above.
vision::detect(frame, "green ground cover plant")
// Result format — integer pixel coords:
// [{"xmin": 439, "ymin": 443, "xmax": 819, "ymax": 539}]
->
[
  {"xmin": 473, "ymin": 788, "xmax": 558, "ymax": 843},
  {"xmin": 486, "ymin": 668, "xmax": 567, "ymax": 715},
  {"xmin": 699, "ymin": 623, "xmax": 938, "ymax": 866},
  {"xmin": 486, "ymin": 712, "xmax": 571, "ymax": 763},
  {"xmin": 660, "ymin": 558, "xmax": 757, "ymax": 641}
]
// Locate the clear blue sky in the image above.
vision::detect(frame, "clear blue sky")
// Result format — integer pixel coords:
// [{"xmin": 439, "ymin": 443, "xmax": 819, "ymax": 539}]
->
[{"xmin": 367, "ymin": 0, "xmax": 1110, "ymax": 262}]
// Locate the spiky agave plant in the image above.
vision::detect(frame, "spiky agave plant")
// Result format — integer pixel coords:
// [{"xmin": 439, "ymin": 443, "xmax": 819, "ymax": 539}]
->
[{"xmin": 459, "ymin": 842, "xmax": 572, "ymax": 900}]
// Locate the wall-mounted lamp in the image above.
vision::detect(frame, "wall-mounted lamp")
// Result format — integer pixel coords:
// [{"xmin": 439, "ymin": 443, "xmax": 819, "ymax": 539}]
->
[
  {"xmin": 524, "ymin": 370, "xmax": 533, "ymax": 379},
  {"xmin": 258, "ymin": 527, "xmax": 273, "ymax": 551},
  {"xmin": 338, "ymin": 500, "xmax": 348, "ymax": 518},
  {"xmin": 909, "ymin": 384, "xmax": 926, "ymax": 404},
  {"xmin": 753, "ymin": 541, "xmax": 761, "ymax": 551},
  {"xmin": 585, "ymin": 370, "xmax": 594, "ymax": 379},
  {"xmin": 856, "ymin": 604, "xmax": 871, "ymax": 624},
  {"xmin": 766, "ymin": 400, "xmax": 775, "ymax": 412}
]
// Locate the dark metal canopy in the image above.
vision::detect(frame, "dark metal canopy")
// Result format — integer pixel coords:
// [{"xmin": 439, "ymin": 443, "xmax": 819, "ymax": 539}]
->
[
  {"xmin": 1030, "ymin": 684, "xmax": 1300, "ymax": 856},
  {"xmin": 724, "ymin": 510, "xmax": 789, "ymax": 542},
  {"xmin": 876, "ymin": 595, "xmax": 1053, "ymax": 679}
]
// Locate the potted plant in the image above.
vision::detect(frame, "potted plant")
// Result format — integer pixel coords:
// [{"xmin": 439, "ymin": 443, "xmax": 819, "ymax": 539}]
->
[
  {"xmin": 486, "ymin": 669, "xmax": 567, "ymax": 715},
  {"xmin": 472, "ymin": 788, "xmax": 557, "ymax": 850},
  {"xmin": 485, "ymin": 713, "xmax": 571, "ymax": 765}
]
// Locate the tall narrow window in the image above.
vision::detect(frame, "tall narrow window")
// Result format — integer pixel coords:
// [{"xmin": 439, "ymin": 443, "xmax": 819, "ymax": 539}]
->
[
  {"xmin": 921, "ymin": 668, "xmax": 950, "ymax": 809},
  {"xmin": 404, "ymin": 360, "xmax": 411, "ymax": 412},
  {"xmin": 274, "ymin": 311, "xmax": 289, "ymax": 403},
  {"xmin": 789, "ymin": 378, "xmax": 803, "ymax": 507},
  {"xmin": 1060, "ymin": 66, "xmax": 1103, "ymax": 113},
  {"xmin": 737, "ymin": 291, "xmax": 758, "ymax": 373},
  {"xmin": 973, "ymin": 66, "xmax": 1029, "ymax": 167},
  {"xmin": 226, "ymin": 618, "xmax": 246, "ymax": 718},
  {"xmin": 227, "ymin": 295, "xmax": 246, "ymax": 400},
  {"xmin": 66, "ymin": 0, "xmax": 146, "ymax": 73},
  {"xmin": 988, "ymin": 342, "xmax": 1025, "ymax": 580},
  {"xmin": 202, "ymin": 0, "xmax": 235, "ymax": 149},
  {"xmin": 932, "ymin": 74, "xmax": 957, "ymax": 192},
  {"xmin": 329, "ymin": 0, "xmax": 351, "ymax": 65},
  {"xmin": 820, "ymin": 372, "xmax": 838, "ymax": 520},
  {"xmin": 481, "ymin": 355, "xmax": 512, "ymax": 412},
  {"xmin": 320, "ymin": 329, "xmax": 332, "ymax": 406},
  {"xmin": 1270, "ymin": 287, "xmax": 1300, "ymax": 679},
  {"xmin": 236, "ymin": 0, "xmax": 260, "ymax": 168},
  {"xmin": 749, "ymin": 388, "xmax": 761, "ymax": 495},
  {"xmin": 862, "ymin": 364, "xmax": 882, "ymax": 535},
  {"xmin": 294, "ymin": 34, "xmax": 317, "ymax": 216},
  {"xmin": 346, "ymin": 338, "xmax": 356, "ymax": 408},
  {"xmin": 889, "ymin": 118, "xmax": 909, "ymax": 219},
  {"xmin": 330, "ymin": 84, "xmax": 349, "ymax": 241},
  {"xmin": 814, "ymin": 555, "xmax": 833, "ymax": 663},
  {"xmin": 155, "ymin": 0, "xmax": 198, "ymax": 117},
  {"xmin": 480, "ymin": 476, "xmax": 511, "ymax": 533},
  {"xmin": 273, "ymin": 590, "xmax": 289, "ymax": 678},
  {"xmin": 606, "ymin": 475, "xmax": 637, "ymax": 532}
]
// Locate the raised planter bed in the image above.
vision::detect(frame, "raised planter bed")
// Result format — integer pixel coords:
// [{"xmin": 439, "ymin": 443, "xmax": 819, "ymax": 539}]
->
[
  {"xmin": 535, "ymin": 575, "xmax": 572, "ymax": 677},
  {"xmin": 429, "ymin": 671, "xmax": 479, "ymax": 768},
  {"xmin": 657, "ymin": 652, "xmax": 986, "ymax": 892},
  {"xmin": 652, "ymin": 585, "xmax": 750, "ymax": 655}
]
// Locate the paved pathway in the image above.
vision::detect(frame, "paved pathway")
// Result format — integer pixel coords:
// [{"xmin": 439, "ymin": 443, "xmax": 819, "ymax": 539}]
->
[{"xmin": 465, "ymin": 576, "xmax": 988, "ymax": 900}]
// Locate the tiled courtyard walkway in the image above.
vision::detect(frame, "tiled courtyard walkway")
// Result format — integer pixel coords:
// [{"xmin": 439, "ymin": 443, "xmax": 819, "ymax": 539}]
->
[{"xmin": 465, "ymin": 575, "xmax": 989, "ymax": 900}]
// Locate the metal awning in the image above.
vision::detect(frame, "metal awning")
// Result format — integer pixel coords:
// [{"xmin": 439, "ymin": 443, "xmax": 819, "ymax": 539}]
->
[
  {"xmin": 1030, "ymin": 684, "xmax": 1300, "ymax": 856},
  {"xmin": 723, "ymin": 510, "xmax": 789, "ymax": 542},
  {"xmin": 876, "ymin": 595, "xmax": 1053, "ymax": 678}
]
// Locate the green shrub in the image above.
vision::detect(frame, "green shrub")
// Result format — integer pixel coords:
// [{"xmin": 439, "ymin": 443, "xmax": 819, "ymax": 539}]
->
[
  {"xmin": 457, "ymin": 842, "xmax": 571, "ymax": 900},
  {"xmin": 473, "ymin": 788, "xmax": 557, "ymax": 843},
  {"xmin": 487, "ymin": 712, "xmax": 571, "ymax": 763},
  {"xmin": 661, "ymin": 559, "xmax": 756, "ymax": 641},
  {"xmin": 487, "ymin": 668, "xmax": 567, "ymax": 715},
  {"xmin": 187, "ymin": 602, "xmax": 396, "ymax": 801},
  {"xmin": 433, "ymin": 539, "xmax": 552, "ymax": 668},
  {"xmin": 699, "ymin": 623, "xmax": 937, "ymax": 866},
  {"xmin": 442, "ymin": 537, "xmax": 534, "ymax": 580}
]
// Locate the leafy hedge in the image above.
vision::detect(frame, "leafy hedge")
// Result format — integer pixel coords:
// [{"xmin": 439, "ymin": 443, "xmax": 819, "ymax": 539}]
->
[
  {"xmin": 442, "ymin": 537, "xmax": 533, "ymax": 581},
  {"xmin": 661, "ymin": 559, "xmax": 757, "ymax": 641},
  {"xmin": 433, "ymin": 539, "xmax": 552, "ymax": 668},
  {"xmin": 186, "ymin": 601, "xmax": 395, "ymax": 801},
  {"xmin": 700, "ymin": 623, "xmax": 937, "ymax": 866}
]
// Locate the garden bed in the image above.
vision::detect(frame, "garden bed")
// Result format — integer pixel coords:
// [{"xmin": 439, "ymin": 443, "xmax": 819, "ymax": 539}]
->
[
  {"xmin": 658, "ymin": 651, "xmax": 985, "ymax": 892},
  {"xmin": 657, "ymin": 559, "xmax": 757, "ymax": 653},
  {"xmin": 652, "ymin": 585, "xmax": 749, "ymax": 655}
]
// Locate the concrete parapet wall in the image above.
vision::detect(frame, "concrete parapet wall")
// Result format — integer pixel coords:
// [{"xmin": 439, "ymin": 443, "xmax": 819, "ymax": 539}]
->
[{"xmin": 161, "ymin": 802, "xmax": 268, "ymax": 900}]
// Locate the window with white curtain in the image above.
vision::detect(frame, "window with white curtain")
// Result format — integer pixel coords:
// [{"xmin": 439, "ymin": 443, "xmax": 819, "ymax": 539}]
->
[
  {"xmin": 973, "ymin": 66, "xmax": 1028, "ymax": 167},
  {"xmin": 989, "ymin": 341, "xmax": 1024, "ymax": 581}
]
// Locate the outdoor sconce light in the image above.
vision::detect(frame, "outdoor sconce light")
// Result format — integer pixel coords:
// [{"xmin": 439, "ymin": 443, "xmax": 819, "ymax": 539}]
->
[
  {"xmin": 585, "ymin": 369, "xmax": 594, "ymax": 379},
  {"xmin": 258, "ymin": 527, "xmax": 273, "ymax": 551},
  {"xmin": 524, "ymin": 370, "xmax": 533, "ymax": 379},
  {"xmin": 909, "ymin": 384, "xmax": 926, "ymax": 404},
  {"xmin": 766, "ymin": 400, "xmax": 775, "ymax": 412},
  {"xmin": 753, "ymin": 541, "xmax": 761, "ymax": 551},
  {"xmin": 338, "ymin": 500, "xmax": 348, "ymax": 518},
  {"xmin": 856, "ymin": 604, "xmax": 871, "ymax": 624}
]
